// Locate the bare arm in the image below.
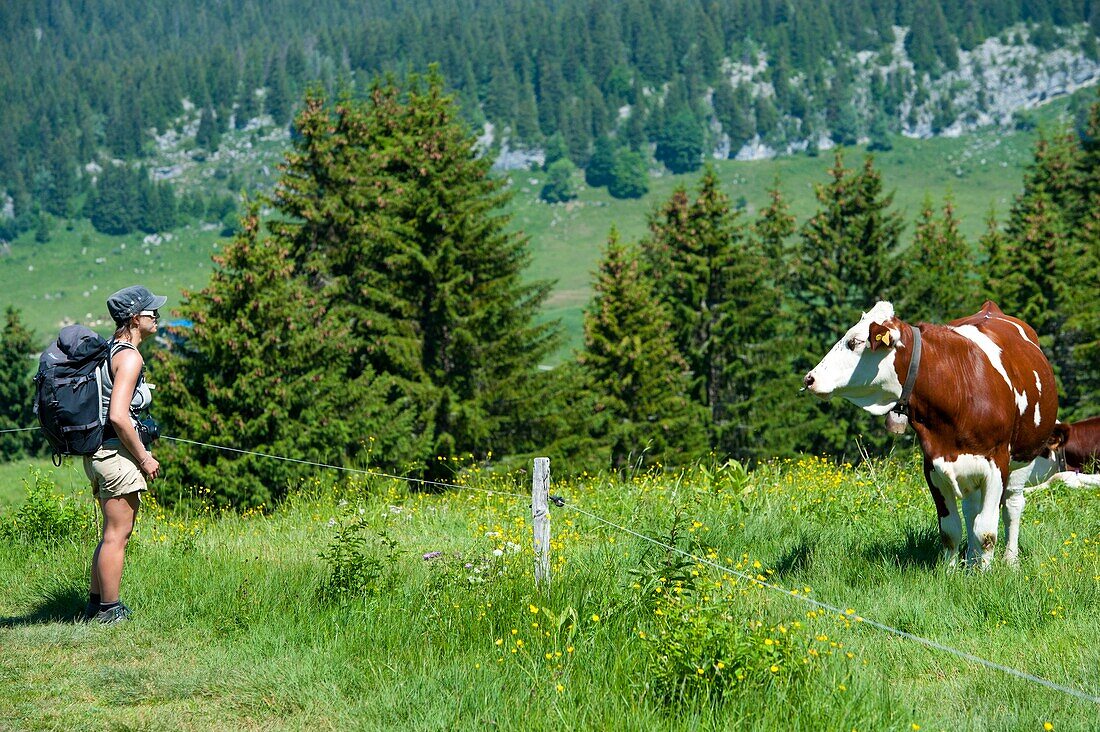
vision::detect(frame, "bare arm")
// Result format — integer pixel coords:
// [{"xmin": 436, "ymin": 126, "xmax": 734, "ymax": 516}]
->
[{"xmin": 109, "ymin": 348, "xmax": 160, "ymax": 481}]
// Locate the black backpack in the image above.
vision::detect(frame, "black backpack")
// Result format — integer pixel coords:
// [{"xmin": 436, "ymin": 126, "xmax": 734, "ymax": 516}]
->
[{"xmin": 33, "ymin": 325, "xmax": 112, "ymax": 463}]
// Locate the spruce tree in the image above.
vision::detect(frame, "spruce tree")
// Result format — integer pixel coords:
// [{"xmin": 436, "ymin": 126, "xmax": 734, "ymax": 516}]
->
[
  {"xmin": 641, "ymin": 173, "xmax": 726, "ymax": 414},
  {"xmin": 1062, "ymin": 99, "xmax": 1100, "ymax": 416},
  {"xmin": 585, "ymin": 135, "xmax": 616, "ymax": 188},
  {"xmin": 896, "ymin": 193, "xmax": 976, "ymax": 323},
  {"xmin": 985, "ymin": 135, "xmax": 1072, "ymax": 344},
  {"xmin": 269, "ymin": 69, "xmax": 559, "ymax": 479},
  {"xmin": 154, "ymin": 203, "xmax": 423, "ymax": 508},
  {"xmin": 791, "ymin": 150, "xmax": 904, "ymax": 457},
  {"xmin": 0, "ymin": 307, "xmax": 36, "ymax": 459},
  {"xmin": 195, "ymin": 107, "xmax": 221, "ymax": 151},
  {"xmin": 640, "ymin": 166, "xmax": 801, "ymax": 460},
  {"xmin": 579, "ymin": 227, "xmax": 705, "ymax": 471},
  {"xmin": 752, "ymin": 176, "xmax": 796, "ymax": 288},
  {"xmin": 654, "ymin": 109, "xmax": 704, "ymax": 174},
  {"xmin": 87, "ymin": 164, "xmax": 138, "ymax": 235},
  {"xmin": 1061, "ymin": 202, "xmax": 1100, "ymax": 417},
  {"xmin": 793, "ymin": 150, "xmax": 904, "ymax": 345}
]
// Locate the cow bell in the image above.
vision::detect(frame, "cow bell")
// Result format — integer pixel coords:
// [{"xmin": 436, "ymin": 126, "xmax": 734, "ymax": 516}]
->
[{"xmin": 885, "ymin": 410, "xmax": 909, "ymax": 435}]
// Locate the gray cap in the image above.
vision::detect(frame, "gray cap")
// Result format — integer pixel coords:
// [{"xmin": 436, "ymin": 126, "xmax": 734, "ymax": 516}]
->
[{"xmin": 107, "ymin": 285, "xmax": 168, "ymax": 323}]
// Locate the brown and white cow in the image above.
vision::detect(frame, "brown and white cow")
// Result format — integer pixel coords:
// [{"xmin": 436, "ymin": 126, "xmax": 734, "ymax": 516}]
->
[
  {"xmin": 1048, "ymin": 417, "xmax": 1100, "ymax": 472},
  {"xmin": 1027, "ymin": 417, "xmax": 1100, "ymax": 491},
  {"xmin": 802, "ymin": 301, "xmax": 1059, "ymax": 568}
]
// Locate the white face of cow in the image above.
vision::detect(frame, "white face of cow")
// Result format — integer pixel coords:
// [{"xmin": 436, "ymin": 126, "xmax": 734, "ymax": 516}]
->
[{"xmin": 803, "ymin": 302, "xmax": 905, "ymax": 416}]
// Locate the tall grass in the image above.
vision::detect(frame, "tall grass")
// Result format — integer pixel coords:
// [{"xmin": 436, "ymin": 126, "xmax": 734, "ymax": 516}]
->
[{"xmin": 1, "ymin": 454, "xmax": 1097, "ymax": 730}]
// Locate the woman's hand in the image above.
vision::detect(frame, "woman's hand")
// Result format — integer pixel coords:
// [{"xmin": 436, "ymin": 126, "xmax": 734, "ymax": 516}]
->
[{"xmin": 140, "ymin": 454, "xmax": 160, "ymax": 481}]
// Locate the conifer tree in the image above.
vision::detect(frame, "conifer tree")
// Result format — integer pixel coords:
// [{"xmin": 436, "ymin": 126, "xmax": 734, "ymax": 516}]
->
[
  {"xmin": 752, "ymin": 176, "xmax": 796, "ymax": 287},
  {"xmin": 585, "ymin": 135, "xmax": 616, "ymax": 188},
  {"xmin": 641, "ymin": 173, "xmax": 729, "ymax": 413},
  {"xmin": 896, "ymin": 193, "xmax": 976, "ymax": 323},
  {"xmin": 1061, "ymin": 203, "xmax": 1100, "ymax": 417},
  {"xmin": 0, "ymin": 307, "xmax": 36, "ymax": 459},
  {"xmin": 154, "ymin": 203, "xmax": 423, "ymax": 508},
  {"xmin": 195, "ymin": 107, "xmax": 221, "ymax": 151},
  {"xmin": 579, "ymin": 227, "xmax": 706, "ymax": 471},
  {"xmin": 1062, "ymin": 98, "xmax": 1100, "ymax": 415},
  {"xmin": 269, "ymin": 69, "xmax": 559, "ymax": 479},
  {"xmin": 87, "ymin": 165, "xmax": 138, "ymax": 235},
  {"xmin": 791, "ymin": 150, "xmax": 904, "ymax": 457},
  {"xmin": 985, "ymin": 138, "xmax": 1071, "ymax": 343},
  {"xmin": 793, "ymin": 150, "xmax": 904, "ymax": 346},
  {"xmin": 654, "ymin": 109, "xmax": 704, "ymax": 174},
  {"xmin": 641, "ymin": 167, "xmax": 802, "ymax": 460}
]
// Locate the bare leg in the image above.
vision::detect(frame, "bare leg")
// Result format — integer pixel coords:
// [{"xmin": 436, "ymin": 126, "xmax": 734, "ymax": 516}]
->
[{"xmin": 89, "ymin": 493, "xmax": 140, "ymax": 603}]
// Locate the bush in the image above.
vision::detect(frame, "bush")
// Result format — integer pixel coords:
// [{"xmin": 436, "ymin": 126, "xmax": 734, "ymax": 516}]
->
[
  {"xmin": 608, "ymin": 150, "xmax": 649, "ymax": 199},
  {"xmin": 0, "ymin": 467, "xmax": 96, "ymax": 546},
  {"xmin": 641, "ymin": 605, "xmax": 807, "ymax": 705},
  {"xmin": 540, "ymin": 159, "xmax": 578, "ymax": 203},
  {"xmin": 317, "ymin": 510, "xmax": 401, "ymax": 603}
]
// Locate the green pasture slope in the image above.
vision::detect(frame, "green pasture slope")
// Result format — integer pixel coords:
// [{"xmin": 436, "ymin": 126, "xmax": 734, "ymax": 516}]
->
[
  {"xmin": 1, "ymin": 455, "xmax": 1098, "ymax": 730},
  {"xmin": 0, "ymin": 91, "xmax": 1085, "ymax": 358}
]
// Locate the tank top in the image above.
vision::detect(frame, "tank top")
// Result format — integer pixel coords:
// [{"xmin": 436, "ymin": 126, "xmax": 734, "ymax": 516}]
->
[{"xmin": 99, "ymin": 341, "xmax": 153, "ymax": 446}]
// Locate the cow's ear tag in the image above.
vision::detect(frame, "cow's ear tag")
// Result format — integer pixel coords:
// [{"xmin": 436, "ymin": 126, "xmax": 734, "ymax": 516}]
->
[{"xmin": 876, "ymin": 331, "xmax": 891, "ymax": 346}]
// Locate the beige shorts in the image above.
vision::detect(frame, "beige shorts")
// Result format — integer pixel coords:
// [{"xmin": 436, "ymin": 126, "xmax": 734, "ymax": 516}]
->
[{"xmin": 83, "ymin": 443, "xmax": 147, "ymax": 502}]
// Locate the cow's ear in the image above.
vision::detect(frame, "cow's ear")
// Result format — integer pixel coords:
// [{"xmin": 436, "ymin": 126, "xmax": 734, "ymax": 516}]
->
[
  {"xmin": 1048, "ymin": 423, "xmax": 1069, "ymax": 451},
  {"xmin": 868, "ymin": 321, "xmax": 894, "ymax": 351}
]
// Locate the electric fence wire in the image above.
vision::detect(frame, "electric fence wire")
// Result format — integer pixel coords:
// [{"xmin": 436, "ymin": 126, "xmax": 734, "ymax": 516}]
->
[
  {"xmin": 161, "ymin": 435, "xmax": 531, "ymax": 501},
  {"xmin": 561, "ymin": 501, "xmax": 1100, "ymax": 706}
]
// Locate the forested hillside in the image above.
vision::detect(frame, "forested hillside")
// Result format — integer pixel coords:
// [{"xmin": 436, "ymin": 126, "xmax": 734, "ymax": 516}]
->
[
  {"xmin": 1, "ymin": 2, "xmax": 1098, "ymax": 485},
  {"xmin": 3, "ymin": 0, "xmax": 1100, "ymax": 238}
]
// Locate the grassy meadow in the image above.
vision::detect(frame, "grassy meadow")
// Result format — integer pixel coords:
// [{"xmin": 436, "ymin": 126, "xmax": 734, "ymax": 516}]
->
[{"xmin": 2, "ymin": 453, "xmax": 1098, "ymax": 730}]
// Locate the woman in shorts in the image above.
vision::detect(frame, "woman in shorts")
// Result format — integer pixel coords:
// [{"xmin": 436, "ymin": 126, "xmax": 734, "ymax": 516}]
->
[{"xmin": 83, "ymin": 285, "xmax": 165, "ymax": 624}]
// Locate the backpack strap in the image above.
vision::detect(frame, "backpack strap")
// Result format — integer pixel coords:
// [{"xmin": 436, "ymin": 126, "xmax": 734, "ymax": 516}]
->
[
  {"xmin": 108, "ymin": 340, "xmax": 138, "ymax": 375},
  {"xmin": 101, "ymin": 340, "xmax": 143, "ymax": 437}
]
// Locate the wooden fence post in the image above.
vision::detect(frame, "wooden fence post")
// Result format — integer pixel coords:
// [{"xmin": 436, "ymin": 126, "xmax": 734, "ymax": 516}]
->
[{"xmin": 532, "ymin": 457, "xmax": 551, "ymax": 590}]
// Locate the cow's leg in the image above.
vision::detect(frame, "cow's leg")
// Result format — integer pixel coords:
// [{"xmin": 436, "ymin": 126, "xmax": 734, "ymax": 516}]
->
[
  {"xmin": 1000, "ymin": 490, "xmax": 1025, "ymax": 566},
  {"xmin": 1002, "ymin": 459, "xmax": 1050, "ymax": 565},
  {"xmin": 971, "ymin": 456, "xmax": 1007, "ymax": 570},
  {"xmin": 961, "ymin": 490, "xmax": 983, "ymax": 567},
  {"xmin": 938, "ymin": 494, "xmax": 964, "ymax": 567},
  {"xmin": 926, "ymin": 468, "xmax": 962, "ymax": 567}
]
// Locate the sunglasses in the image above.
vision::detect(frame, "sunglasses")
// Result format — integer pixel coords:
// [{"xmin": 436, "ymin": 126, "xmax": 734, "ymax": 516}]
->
[{"xmin": 139, "ymin": 310, "xmax": 160, "ymax": 320}]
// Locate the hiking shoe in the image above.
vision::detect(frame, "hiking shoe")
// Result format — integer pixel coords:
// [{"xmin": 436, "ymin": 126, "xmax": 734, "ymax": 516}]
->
[
  {"xmin": 80, "ymin": 601, "xmax": 101, "ymax": 622},
  {"xmin": 94, "ymin": 602, "xmax": 131, "ymax": 625}
]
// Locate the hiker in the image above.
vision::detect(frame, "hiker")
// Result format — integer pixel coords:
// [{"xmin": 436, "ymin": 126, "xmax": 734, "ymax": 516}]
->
[{"xmin": 83, "ymin": 285, "xmax": 165, "ymax": 624}]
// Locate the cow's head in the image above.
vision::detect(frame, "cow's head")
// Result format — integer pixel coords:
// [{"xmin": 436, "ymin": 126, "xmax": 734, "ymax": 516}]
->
[
  {"xmin": 1045, "ymin": 422, "xmax": 1070, "ymax": 457},
  {"xmin": 802, "ymin": 302, "xmax": 906, "ymax": 416}
]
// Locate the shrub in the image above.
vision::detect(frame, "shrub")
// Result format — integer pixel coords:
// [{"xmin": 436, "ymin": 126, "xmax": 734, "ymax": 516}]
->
[
  {"xmin": 0, "ymin": 467, "xmax": 96, "ymax": 546},
  {"xmin": 641, "ymin": 605, "xmax": 807, "ymax": 705},
  {"xmin": 540, "ymin": 159, "xmax": 578, "ymax": 203},
  {"xmin": 317, "ymin": 510, "xmax": 401, "ymax": 602}
]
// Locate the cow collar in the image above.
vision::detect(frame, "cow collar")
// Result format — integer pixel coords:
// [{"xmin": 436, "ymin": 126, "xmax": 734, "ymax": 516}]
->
[{"xmin": 891, "ymin": 324, "xmax": 922, "ymax": 418}]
